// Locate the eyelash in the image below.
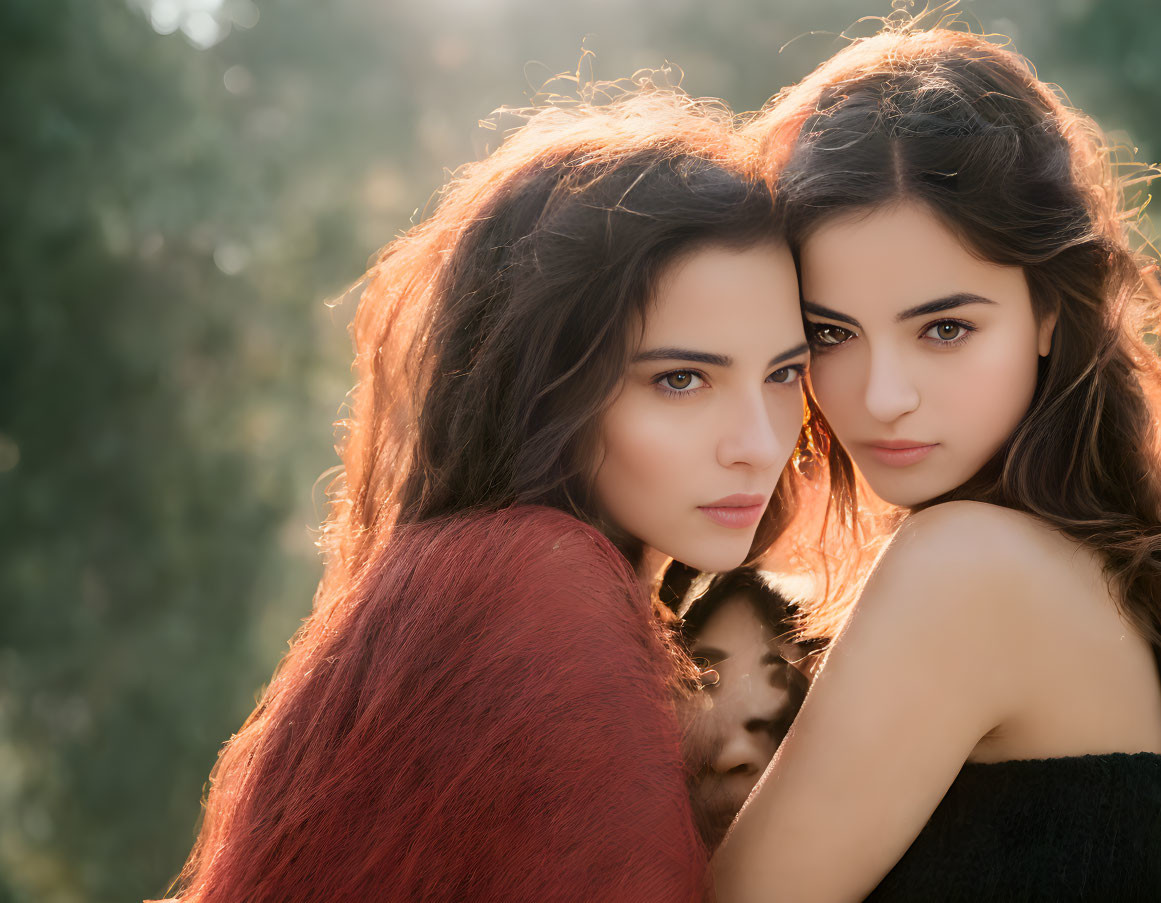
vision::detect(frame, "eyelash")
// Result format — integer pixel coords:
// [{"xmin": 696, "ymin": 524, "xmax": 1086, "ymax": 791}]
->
[
  {"xmin": 921, "ymin": 319, "xmax": 976, "ymax": 347},
  {"xmin": 772, "ymin": 364, "xmax": 807, "ymax": 385},
  {"xmin": 652, "ymin": 366, "xmax": 806, "ymax": 398},
  {"xmin": 806, "ymin": 322, "xmax": 854, "ymax": 351},
  {"xmin": 652, "ymin": 370, "xmax": 707, "ymax": 397},
  {"xmin": 806, "ymin": 318, "xmax": 978, "ymax": 350}
]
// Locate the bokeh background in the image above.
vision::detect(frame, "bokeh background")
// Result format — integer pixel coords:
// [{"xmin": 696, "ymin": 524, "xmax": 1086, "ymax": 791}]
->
[{"xmin": 2, "ymin": 0, "xmax": 1158, "ymax": 900}]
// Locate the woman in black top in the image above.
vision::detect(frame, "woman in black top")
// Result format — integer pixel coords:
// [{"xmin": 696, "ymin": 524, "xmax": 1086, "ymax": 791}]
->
[{"xmin": 713, "ymin": 21, "xmax": 1161, "ymax": 903}]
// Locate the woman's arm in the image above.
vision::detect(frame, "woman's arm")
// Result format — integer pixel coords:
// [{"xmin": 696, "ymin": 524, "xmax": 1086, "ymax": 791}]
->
[{"xmin": 712, "ymin": 501, "xmax": 1043, "ymax": 903}]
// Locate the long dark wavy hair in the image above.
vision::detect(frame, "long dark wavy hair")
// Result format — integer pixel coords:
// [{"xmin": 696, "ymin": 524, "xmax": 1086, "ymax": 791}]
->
[
  {"xmin": 748, "ymin": 25, "xmax": 1161, "ymax": 647},
  {"xmin": 324, "ymin": 87, "xmax": 810, "ymax": 587}
]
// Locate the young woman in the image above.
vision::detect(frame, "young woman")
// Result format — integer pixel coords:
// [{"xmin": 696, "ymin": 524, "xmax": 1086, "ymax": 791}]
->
[
  {"xmin": 163, "ymin": 90, "xmax": 813, "ymax": 903},
  {"xmin": 713, "ymin": 25, "xmax": 1161, "ymax": 902}
]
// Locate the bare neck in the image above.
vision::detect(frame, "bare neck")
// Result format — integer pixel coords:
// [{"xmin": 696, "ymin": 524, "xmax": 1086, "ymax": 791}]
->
[{"xmin": 637, "ymin": 545, "xmax": 671, "ymax": 597}]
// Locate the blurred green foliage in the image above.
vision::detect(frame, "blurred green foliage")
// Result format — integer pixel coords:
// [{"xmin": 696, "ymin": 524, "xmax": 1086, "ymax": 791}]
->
[{"xmin": 1, "ymin": 0, "xmax": 1157, "ymax": 900}]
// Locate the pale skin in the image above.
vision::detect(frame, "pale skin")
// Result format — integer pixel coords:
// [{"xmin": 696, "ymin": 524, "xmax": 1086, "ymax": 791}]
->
[
  {"xmin": 594, "ymin": 241, "xmax": 808, "ymax": 578},
  {"xmin": 712, "ymin": 202, "xmax": 1161, "ymax": 903}
]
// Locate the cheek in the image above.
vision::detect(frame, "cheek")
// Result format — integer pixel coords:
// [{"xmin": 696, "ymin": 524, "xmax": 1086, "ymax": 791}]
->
[
  {"xmin": 768, "ymin": 388, "xmax": 808, "ymax": 451},
  {"xmin": 937, "ymin": 333, "xmax": 1041, "ymax": 446},
  {"xmin": 807, "ymin": 351, "xmax": 863, "ymax": 437},
  {"xmin": 594, "ymin": 394, "xmax": 699, "ymax": 528}
]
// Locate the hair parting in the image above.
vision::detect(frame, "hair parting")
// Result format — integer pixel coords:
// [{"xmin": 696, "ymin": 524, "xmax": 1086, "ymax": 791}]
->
[{"xmin": 747, "ymin": 21, "xmax": 1161, "ymax": 650}]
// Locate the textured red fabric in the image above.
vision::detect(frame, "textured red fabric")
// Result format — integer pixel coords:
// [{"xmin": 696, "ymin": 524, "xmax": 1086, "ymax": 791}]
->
[{"xmin": 171, "ymin": 506, "xmax": 707, "ymax": 902}]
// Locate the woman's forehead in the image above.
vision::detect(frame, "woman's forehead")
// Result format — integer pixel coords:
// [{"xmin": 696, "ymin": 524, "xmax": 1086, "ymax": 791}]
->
[{"xmin": 800, "ymin": 202, "xmax": 1028, "ymax": 319}]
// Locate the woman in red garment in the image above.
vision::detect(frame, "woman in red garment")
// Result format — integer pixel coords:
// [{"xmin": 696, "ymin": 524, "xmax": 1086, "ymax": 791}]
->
[{"xmin": 163, "ymin": 88, "xmax": 813, "ymax": 903}]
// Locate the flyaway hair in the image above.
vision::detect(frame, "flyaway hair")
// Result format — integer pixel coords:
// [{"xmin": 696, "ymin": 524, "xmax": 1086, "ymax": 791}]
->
[
  {"xmin": 747, "ymin": 23, "xmax": 1161, "ymax": 650},
  {"xmin": 164, "ymin": 83, "xmax": 803, "ymax": 902},
  {"xmin": 322, "ymin": 85, "xmax": 806, "ymax": 591}
]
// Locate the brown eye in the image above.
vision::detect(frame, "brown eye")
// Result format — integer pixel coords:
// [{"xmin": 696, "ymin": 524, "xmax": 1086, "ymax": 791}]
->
[
  {"xmin": 809, "ymin": 323, "xmax": 853, "ymax": 347},
  {"xmin": 925, "ymin": 321, "xmax": 969, "ymax": 342},
  {"xmin": 658, "ymin": 370, "xmax": 704, "ymax": 392},
  {"xmin": 768, "ymin": 366, "xmax": 804, "ymax": 385}
]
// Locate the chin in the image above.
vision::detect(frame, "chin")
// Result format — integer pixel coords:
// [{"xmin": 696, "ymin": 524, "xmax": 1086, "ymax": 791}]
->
[
  {"xmin": 868, "ymin": 483, "xmax": 936, "ymax": 508},
  {"xmin": 667, "ymin": 538, "xmax": 754, "ymax": 573},
  {"xmin": 858, "ymin": 448, "xmax": 995, "ymax": 509},
  {"xmin": 861, "ymin": 469, "xmax": 958, "ymax": 509}
]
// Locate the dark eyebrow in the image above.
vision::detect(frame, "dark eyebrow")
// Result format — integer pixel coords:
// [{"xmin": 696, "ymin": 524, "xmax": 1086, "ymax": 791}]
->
[
  {"xmin": 803, "ymin": 301, "xmax": 860, "ymax": 328},
  {"xmin": 633, "ymin": 342, "xmax": 809, "ymax": 369},
  {"xmin": 805, "ymin": 294, "xmax": 997, "ymax": 327},
  {"xmin": 769, "ymin": 343, "xmax": 808, "ymax": 369},
  {"xmin": 632, "ymin": 348, "xmax": 731, "ymax": 366},
  {"xmin": 896, "ymin": 292, "xmax": 997, "ymax": 321}
]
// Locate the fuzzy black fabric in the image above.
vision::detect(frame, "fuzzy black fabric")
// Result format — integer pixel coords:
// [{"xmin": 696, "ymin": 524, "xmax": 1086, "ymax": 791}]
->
[{"xmin": 865, "ymin": 752, "xmax": 1161, "ymax": 902}]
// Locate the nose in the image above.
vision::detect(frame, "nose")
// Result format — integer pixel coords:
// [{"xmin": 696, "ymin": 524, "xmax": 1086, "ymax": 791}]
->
[
  {"xmin": 709, "ymin": 677, "xmax": 784, "ymax": 779},
  {"xmin": 710, "ymin": 715, "xmax": 779, "ymax": 780},
  {"xmin": 716, "ymin": 386, "xmax": 796, "ymax": 471},
  {"xmin": 863, "ymin": 345, "xmax": 920, "ymax": 423}
]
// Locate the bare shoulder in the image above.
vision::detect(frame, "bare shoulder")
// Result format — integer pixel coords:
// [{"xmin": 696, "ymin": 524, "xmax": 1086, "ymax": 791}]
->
[
  {"xmin": 882, "ymin": 499, "xmax": 1091, "ymax": 598},
  {"xmin": 821, "ymin": 503, "xmax": 1039, "ymax": 676},
  {"xmin": 847, "ymin": 501, "xmax": 1113, "ymax": 681},
  {"xmin": 893, "ymin": 499, "xmax": 1067, "ymax": 561},
  {"xmin": 863, "ymin": 502, "xmax": 1043, "ymax": 613},
  {"xmin": 840, "ymin": 503, "xmax": 1072, "ymax": 662}
]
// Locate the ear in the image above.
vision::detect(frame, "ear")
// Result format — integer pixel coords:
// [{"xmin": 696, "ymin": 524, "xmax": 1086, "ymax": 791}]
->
[{"xmin": 1037, "ymin": 308, "xmax": 1058, "ymax": 357}]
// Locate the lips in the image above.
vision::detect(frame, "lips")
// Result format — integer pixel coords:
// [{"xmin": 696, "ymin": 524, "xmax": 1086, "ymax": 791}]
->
[
  {"xmin": 863, "ymin": 440, "xmax": 939, "ymax": 467},
  {"xmin": 698, "ymin": 493, "xmax": 768, "ymax": 529}
]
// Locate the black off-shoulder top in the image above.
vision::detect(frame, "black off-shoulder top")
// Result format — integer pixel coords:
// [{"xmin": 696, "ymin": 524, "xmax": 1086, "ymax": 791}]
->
[{"xmin": 864, "ymin": 751, "xmax": 1161, "ymax": 902}]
